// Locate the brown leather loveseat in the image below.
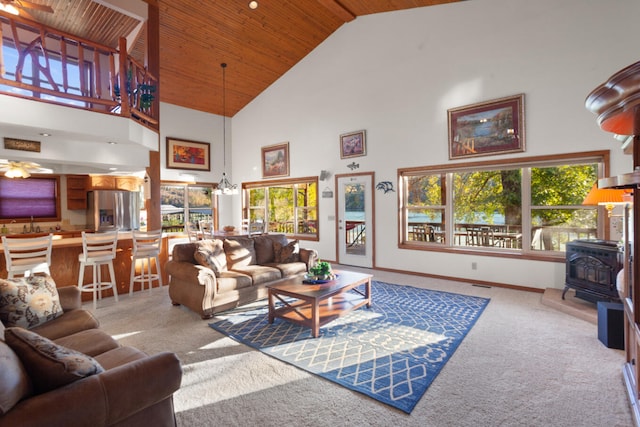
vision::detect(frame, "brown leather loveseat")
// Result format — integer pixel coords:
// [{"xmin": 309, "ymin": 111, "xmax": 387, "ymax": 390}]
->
[{"xmin": 0, "ymin": 285, "xmax": 182, "ymax": 427}]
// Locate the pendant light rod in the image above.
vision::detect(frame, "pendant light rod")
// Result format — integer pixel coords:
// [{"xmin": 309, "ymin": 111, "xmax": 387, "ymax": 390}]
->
[
  {"xmin": 215, "ymin": 62, "xmax": 238, "ymax": 195},
  {"xmin": 222, "ymin": 62, "xmax": 226, "ymax": 172}
]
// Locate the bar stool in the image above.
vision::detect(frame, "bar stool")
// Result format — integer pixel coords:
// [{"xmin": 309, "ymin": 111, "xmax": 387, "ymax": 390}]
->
[
  {"xmin": 78, "ymin": 231, "xmax": 119, "ymax": 309},
  {"xmin": 2, "ymin": 234, "xmax": 53, "ymax": 278},
  {"xmin": 198, "ymin": 220, "xmax": 213, "ymax": 239},
  {"xmin": 129, "ymin": 229, "xmax": 163, "ymax": 295},
  {"xmin": 185, "ymin": 221, "xmax": 200, "ymax": 242}
]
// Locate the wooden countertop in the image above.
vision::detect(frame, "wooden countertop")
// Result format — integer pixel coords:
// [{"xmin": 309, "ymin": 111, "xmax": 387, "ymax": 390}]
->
[{"xmin": 0, "ymin": 231, "xmax": 135, "ymax": 251}]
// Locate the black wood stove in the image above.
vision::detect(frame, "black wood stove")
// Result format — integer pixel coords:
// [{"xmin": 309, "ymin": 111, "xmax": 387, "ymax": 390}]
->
[{"xmin": 564, "ymin": 239, "xmax": 622, "ymax": 303}]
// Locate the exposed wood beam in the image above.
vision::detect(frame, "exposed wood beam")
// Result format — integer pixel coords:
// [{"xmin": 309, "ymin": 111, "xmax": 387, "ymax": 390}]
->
[{"xmin": 316, "ymin": 0, "xmax": 356, "ymax": 23}]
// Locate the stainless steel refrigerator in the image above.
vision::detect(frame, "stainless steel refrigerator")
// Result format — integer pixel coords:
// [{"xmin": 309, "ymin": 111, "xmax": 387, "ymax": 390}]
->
[{"xmin": 87, "ymin": 190, "xmax": 140, "ymax": 232}]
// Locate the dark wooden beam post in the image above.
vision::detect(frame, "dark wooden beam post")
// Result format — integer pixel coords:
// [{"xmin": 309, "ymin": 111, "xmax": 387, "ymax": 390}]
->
[{"xmin": 146, "ymin": 1, "xmax": 161, "ymax": 231}]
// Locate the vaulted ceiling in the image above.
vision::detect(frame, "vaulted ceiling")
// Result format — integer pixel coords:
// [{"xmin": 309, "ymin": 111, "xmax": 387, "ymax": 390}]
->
[{"xmin": 9, "ymin": 0, "xmax": 464, "ymax": 117}]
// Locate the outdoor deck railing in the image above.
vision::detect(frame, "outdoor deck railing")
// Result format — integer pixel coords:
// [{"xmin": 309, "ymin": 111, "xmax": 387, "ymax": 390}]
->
[
  {"xmin": 407, "ymin": 222, "xmax": 597, "ymax": 251},
  {"xmin": 0, "ymin": 12, "xmax": 158, "ymax": 130}
]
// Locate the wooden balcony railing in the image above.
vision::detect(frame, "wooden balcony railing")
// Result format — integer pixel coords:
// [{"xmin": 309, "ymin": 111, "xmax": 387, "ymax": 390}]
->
[{"xmin": 0, "ymin": 12, "xmax": 158, "ymax": 130}]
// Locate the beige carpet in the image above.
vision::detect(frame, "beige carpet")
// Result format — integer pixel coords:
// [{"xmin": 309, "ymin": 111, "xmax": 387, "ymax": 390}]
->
[{"xmin": 90, "ymin": 267, "xmax": 633, "ymax": 427}]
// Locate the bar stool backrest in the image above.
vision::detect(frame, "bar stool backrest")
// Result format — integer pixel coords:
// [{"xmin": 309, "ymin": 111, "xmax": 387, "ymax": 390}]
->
[
  {"xmin": 2, "ymin": 234, "xmax": 53, "ymax": 277},
  {"xmin": 80, "ymin": 231, "xmax": 118, "ymax": 261},
  {"xmin": 132, "ymin": 230, "xmax": 162, "ymax": 255}
]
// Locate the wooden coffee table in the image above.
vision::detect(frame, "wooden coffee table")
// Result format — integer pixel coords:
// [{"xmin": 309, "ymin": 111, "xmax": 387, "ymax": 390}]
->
[{"xmin": 267, "ymin": 270, "xmax": 373, "ymax": 337}]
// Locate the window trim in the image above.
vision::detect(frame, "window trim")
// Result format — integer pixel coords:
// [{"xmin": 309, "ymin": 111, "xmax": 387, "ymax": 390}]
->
[
  {"xmin": 397, "ymin": 150, "xmax": 610, "ymax": 262},
  {"xmin": 243, "ymin": 175, "xmax": 319, "ymax": 241}
]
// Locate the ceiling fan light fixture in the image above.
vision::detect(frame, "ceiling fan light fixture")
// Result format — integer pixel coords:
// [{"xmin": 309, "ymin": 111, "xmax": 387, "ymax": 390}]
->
[
  {"xmin": 5, "ymin": 165, "xmax": 30, "ymax": 178},
  {"xmin": 1, "ymin": 160, "xmax": 48, "ymax": 178}
]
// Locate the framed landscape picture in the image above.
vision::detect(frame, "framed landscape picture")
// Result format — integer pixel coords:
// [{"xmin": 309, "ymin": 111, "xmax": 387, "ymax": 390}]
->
[
  {"xmin": 166, "ymin": 137, "xmax": 210, "ymax": 171},
  {"xmin": 340, "ymin": 130, "xmax": 366, "ymax": 159},
  {"xmin": 448, "ymin": 94, "xmax": 525, "ymax": 159},
  {"xmin": 262, "ymin": 142, "xmax": 289, "ymax": 178}
]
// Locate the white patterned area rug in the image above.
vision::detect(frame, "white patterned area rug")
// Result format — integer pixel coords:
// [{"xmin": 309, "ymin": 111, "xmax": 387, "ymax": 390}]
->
[{"xmin": 209, "ymin": 281, "xmax": 490, "ymax": 413}]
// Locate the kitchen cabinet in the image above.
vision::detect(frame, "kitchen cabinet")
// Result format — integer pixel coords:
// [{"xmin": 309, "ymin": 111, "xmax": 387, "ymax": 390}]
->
[
  {"xmin": 115, "ymin": 176, "xmax": 141, "ymax": 191},
  {"xmin": 86, "ymin": 175, "xmax": 141, "ymax": 191},
  {"xmin": 87, "ymin": 175, "xmax": 116, "ymax": 190},
  {"xmin": 66, "ymin": 175, "xmax": 87, "ymax": 210},
  {"xmin": 67, "ymin": 175, "xmax": 142, "ymax": 210}
]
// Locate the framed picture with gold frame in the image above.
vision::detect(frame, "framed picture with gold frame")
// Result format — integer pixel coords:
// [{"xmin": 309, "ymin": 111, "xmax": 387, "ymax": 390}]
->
[
  {"xmin": 448, "ymin": 94, "xmax": 525, "ymax": 159},
  {"xmin": 262, "ymin": 142, "xmax": 290, "ymax": 178},
  {"xmin": 166, "ymin": 137, "xmax": 210, "ymax": 171}
]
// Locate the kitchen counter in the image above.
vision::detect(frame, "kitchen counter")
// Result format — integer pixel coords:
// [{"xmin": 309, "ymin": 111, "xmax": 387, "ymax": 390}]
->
[{"xmin": 0, "ymin": 231, "xmax": 170, "ymax": 301}]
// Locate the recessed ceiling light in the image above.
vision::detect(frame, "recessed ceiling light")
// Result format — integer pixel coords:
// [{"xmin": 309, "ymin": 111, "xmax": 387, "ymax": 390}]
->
[
  {"xmin": 109, "ymin": 167, "xmax": 118, "ymax": 171},
  {"xmin": 249, "ymin": 1, "xmax": 258, "ymax": 10},
  {"xmin": 108, "ymin": 141, "xmax": 117, "ymax": 145},
  {"xmin": 39, "ymin": 132, "xmax": 51, "ymax": 137}
]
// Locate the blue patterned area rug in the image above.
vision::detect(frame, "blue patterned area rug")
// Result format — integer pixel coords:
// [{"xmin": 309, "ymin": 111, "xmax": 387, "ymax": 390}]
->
[{"xmin": 209, "ymin": 281, "xmax": 490, "ymax": 414}]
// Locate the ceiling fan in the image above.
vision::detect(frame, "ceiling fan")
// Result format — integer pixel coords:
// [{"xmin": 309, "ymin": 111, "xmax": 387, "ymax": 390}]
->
[
  {"xmin": 0, "ymin": 160, "xmax": 51, "ymax": 178},
  {"xmin": 0, "ymin": 1, "xmax": 53, "ymax": 19}
]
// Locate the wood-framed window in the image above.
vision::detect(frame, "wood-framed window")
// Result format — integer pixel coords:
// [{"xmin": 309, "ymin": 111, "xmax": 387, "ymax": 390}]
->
[
  {"xmin": 398, "ymin": 151, "xmax": 609, "ymax": 260},
  {"xmin": 243, "ymin": 176, "xmax": 318, "ymax": 241},
  {"xmin": 160, "ymin": 182, "xmax": 217, "ymax": 232}
]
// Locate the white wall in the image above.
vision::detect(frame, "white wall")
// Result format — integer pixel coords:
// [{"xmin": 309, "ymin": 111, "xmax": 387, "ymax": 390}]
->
[
  {"xmin": 227, "ymin": 0, "xmax": 639, "ymax": 290},
  {"xmin": 159, "ymin": 103, "xmax": 235, "ymax": 227}
]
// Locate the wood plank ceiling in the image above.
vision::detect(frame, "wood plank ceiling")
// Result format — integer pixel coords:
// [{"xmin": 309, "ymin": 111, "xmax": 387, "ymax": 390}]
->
[{"xmin": 10, "ymin": 0, "xmax": 464, "ymax": 117}]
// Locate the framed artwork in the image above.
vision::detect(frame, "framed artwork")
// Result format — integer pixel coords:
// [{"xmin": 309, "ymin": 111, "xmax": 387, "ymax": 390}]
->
[
  {"xmin": 340, "ymin": 130, "xmax": 366, "ymax": 159},
  {"xmin": 262, "ymin": 142, "xmax": 290, "ymax": 178},
  {"xmin": 448, "ymin": 94, "xmax": 525, "ymax": 159},
  {"xmin": 166, "ymin": 137, "xmax": 210, "ymax": 171}
]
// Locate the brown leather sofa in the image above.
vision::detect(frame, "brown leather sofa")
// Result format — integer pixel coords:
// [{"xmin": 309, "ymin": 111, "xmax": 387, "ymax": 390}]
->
[
  {"xmin": 166, "ymin": 233, "xmax": 318, "ymax": 318},
  {"xmin": 0, "ymin": 286, "xmax": 182, "ymax": 427}
]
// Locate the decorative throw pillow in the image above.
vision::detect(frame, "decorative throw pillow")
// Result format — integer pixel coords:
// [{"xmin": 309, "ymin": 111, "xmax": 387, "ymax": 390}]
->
[
  {"xmin": 253, "ymin": 235, "xmax": 275, "ymax": 265},
  {"xmin": 0, "ymin": 340, "xmax": 32, "ymax": 415},
  {"xmin": 0, "ymin": 274, "xmax": 63, "ymax": 330},
  {"xmin": 194, "ymin": 239, "xmax": 227, "ymax": 277},
  {"xmin": 4, "ymin": 327, "xmax": 104, "ymax": 394},
  {"xmin": 274, "ymin": 240, "xmax": 300, "ymax": 263},
  {"xmin": 223, "ymin": 238, "xmax": 256, "ymax": 268}
]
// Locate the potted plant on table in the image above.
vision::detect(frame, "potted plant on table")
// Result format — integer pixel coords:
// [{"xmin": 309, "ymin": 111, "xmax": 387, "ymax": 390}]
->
[{"xmin": 308, "ymin": 260, "xmax": 335, "ymax": 280}]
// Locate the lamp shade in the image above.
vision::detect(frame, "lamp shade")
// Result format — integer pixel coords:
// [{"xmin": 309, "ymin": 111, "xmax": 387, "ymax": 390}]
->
[{"xmin": 582, "ymin": 184, "xmax": 626, "ymax": 206}]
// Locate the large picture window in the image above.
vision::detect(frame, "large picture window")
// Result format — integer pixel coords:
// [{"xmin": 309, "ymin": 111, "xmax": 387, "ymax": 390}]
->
[
  {"xmin": 243, "ymin": 176, "xmax": 318, "ymax": 240},
  {"xmin": 399, "ymin": 151, "xmax": 606, "ymax": 258}
]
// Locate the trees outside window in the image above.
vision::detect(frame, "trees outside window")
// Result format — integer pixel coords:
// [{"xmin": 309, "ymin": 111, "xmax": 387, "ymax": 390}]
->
[
  {"xmin": 161, "ymin": 183, "xmax": 215, "ymax": 231},
  {"xmin": 399, "ymin": 151, "xmax": 604, "ymax": 256},
  {"xmin": 243, "ymin": 177, "xmax": 318, "ymax": 240}
]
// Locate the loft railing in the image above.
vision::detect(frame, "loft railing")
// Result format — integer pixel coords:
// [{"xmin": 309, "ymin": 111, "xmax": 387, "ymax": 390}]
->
[{"xmin": 0, "ymin": 12, "xmax": 158, "ymax": 130}]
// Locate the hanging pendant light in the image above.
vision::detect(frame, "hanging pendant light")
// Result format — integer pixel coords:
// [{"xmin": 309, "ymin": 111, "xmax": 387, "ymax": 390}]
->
[{"xmin": 214, "ymin": 62, "xmax": 238, "ymax": 195}]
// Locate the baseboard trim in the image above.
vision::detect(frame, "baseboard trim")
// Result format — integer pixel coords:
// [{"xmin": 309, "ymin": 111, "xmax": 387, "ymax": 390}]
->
[{"xmin": 369, "ymin": 265, "xmax": 544, "ymax": 294}]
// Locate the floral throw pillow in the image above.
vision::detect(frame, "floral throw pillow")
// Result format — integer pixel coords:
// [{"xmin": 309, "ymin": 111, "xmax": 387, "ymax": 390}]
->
[
  {"xmin": 274, "ymin": 240, "xmax": 300, "ymax": 263},
  {"xmin": 4, "ymin": 327, "xmax": 104, "ymax": 394},
  {"xmin": 0, "ymin": 274, "xmax": 63, "ymax": 329}
]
